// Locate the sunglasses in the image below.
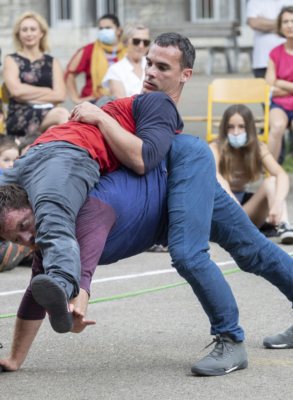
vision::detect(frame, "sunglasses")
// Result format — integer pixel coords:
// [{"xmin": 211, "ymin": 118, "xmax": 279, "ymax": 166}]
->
[{"xmin": 132, "ymin": 38, "xmax": 151, "ymax": 47}]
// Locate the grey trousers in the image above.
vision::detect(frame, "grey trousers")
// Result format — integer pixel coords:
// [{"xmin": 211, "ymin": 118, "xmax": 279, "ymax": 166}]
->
[{"xmin": 0, "ymin": 141, "xmax": 100, "ymax": 300}]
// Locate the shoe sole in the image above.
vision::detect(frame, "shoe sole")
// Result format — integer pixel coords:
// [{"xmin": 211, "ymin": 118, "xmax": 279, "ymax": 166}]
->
[
  {"xmin": 263, "ymin": 341, "xmax": 293, "ymax": 349},
  {"xmin": 31, "ymin": 275, "xmax": 73, "ymax": 334},
  {"xmin": 191, "ymin": 359, "xmax": 248, "ymax": 376},
  {"xmin": 280, "ymin": 232, "xmax": 293, "ymax": 244}
]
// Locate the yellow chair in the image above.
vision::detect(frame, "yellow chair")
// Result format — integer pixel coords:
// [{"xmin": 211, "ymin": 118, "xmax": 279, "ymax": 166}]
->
[
  {"xmin": 206, "ymin": 78, "xmax": 270, "ymax": 145},
  {"xmin": 0, "ymin": 83, "xmax": 9, "ymax": 134}
]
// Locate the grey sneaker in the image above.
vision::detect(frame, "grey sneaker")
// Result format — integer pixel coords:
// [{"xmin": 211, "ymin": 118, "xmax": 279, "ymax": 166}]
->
[
  {"xmin": 277, "ymin": 222, "xmax": 293, "ymax": 244},
  {"xmin": 191, "ymin": 333, "xmax": 248, "ymax": 376},
  {"xmin": 263, "ymin": 325, "xmax": 293, "ymax": 349}
]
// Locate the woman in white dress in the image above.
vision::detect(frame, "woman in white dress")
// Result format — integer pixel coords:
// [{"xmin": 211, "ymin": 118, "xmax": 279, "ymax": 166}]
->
[{"xmin": 102, "ymin": 22, "xmax": 150, "ymax": 98}]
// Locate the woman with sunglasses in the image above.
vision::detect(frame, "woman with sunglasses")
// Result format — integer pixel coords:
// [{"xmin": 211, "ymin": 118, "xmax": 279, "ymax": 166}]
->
[{"xmin": 102, "ymin": 22, "xmax": 150, "ymax": 98}]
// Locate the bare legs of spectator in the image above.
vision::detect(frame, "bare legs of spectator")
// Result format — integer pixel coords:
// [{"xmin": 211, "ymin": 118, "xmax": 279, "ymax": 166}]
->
[
  {"xmin": 242, "ymin": 176, "xmax": 289, "ymax": 228},
  {"xmin": 39, "ymin": 107, "xmax": 70, "ymax": 133},
  {"xmin": 269, "ymin": 108, "xmax": 289, "ymax": 160}
]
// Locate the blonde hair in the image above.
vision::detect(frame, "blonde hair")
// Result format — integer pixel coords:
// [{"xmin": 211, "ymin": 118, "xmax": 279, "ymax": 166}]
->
[
  {"xmin": 121, "ymin": 22, "xmax": 150, "ymax": 47},
  {"xmin": 13, "ymin": 11, "xmax": 50, "ymax": 53}
]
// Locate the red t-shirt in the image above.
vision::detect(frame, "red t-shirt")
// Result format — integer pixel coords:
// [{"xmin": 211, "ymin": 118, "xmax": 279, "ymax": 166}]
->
[
  {"xmin": 270, "ymin": 44, "xmax": 293, "ymax": 110},
  {"xmin": 32, "ymin": 92, "xmax": 183, "ymax": 175},
  {"xmin": 32, "ymin": 96, "xmax": 136, "ymax": 174}
]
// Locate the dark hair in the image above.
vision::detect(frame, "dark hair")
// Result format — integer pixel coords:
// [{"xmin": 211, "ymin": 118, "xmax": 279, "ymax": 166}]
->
[
  {"xmin": 0, "ymin": 184, "xmax": 30, "ymax": 240},
  {"xmin": 98, "ymin": 14, "xmax": 120, "ymax": 28},
  {"xmin": 154, "ymin": 32, "xmax": 196, "ymax": 70},
  {"xmin": 276, "ymin": 6, "xmax": 293, "ymax": 37},
  {"xmin": 218, "ymin": 104, "xmax": 262, "ymax": 183},
  {"xmin": 18, "ymin": 133, "xmax": 40, "ymax": 155}
]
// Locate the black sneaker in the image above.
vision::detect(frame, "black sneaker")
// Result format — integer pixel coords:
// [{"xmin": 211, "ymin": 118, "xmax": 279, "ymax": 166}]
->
[
  {"xmin": 277, "ymin": 222, "xmax": 293, "ymax": 244},
  {"xmin": 31, "ymin": 275, "xmax": 73, "ymax": 334},
  {"xmin": 0, "ymin": 242, "xmax": 33, "ymax": 272},
  {"xmin": 191, "ymin": 333, "xmax": 248, "ymax": 376}
]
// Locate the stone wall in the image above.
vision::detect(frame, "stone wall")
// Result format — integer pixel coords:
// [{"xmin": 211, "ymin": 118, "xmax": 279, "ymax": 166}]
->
[
  {"xmin": 122, "ymin": 0, "xmax": 190, "ymax": 25},
  {"xmin": 0, "ymin": 1, "xmax": 253, "ymax": 75},
  {"xmin": 0, "ymin": 0, "xmax": 48, "ymax": 29}
]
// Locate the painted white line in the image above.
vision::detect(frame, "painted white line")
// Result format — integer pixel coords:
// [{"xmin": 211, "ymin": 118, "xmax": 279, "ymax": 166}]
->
[
  {"xmin": 0, "ymin": 260, "xmax": 236, "ymax": 297},
  {"xmin": 215, "ymin": 260, "xmax": 235, "ymax": 267},
  {"xmin": 0, "ymin": 289, "xmax": 26, "ymax": 296},
  {"xmin": 91, "ymin": 268, "xmax": 176, "ymax": 283},
  {"xmin": 1, "ymin": 253, "xmax": 293, "ymax": 298}
]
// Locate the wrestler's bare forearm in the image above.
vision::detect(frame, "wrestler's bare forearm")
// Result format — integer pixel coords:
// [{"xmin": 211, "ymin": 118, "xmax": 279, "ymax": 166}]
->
[
  {"xmin": 0, "ymin": 318, "xmax": 43, "ymax": 372},
  {"xmin": 70, "ymin": 102, "xmax": 145, "ymax": 174},
  {"xmin": 94, "ymin": 111, "xmax": 145, "ymax": 174}
]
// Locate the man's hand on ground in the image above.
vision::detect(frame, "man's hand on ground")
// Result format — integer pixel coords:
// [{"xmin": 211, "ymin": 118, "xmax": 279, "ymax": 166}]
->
[
  {"xmin": 69, "ymin": 302, "xmax": 96, "ymax": 334},
  {"xmin": 0, "ymin": 356, "xmax": 20, "ymax": 372},
  {"xmin": 69, "ymin": 102, "xmax": 105, "ymax": 126}
]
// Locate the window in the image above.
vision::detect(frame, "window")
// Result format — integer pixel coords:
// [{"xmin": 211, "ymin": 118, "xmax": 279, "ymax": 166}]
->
[
  {"xmin": 96, "ymin": 0, "xmax": 118, "ymax": 18},
  {"xmin": 195, "ymin": 0, "xmax": 214, "ymax": 19},
  {"xmin": 50, "ymin": 0, "xmax": 73, "ymax": 28},
  {"xmin": 58, "ymin": 0, "xmax": 72, "ymax": 20},
  {"xmin": 190, "ymin": 0, "xmax": 236, "ymax": 22}
]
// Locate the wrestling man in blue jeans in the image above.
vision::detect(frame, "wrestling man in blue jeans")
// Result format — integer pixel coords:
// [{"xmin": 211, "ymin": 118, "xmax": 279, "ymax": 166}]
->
[
  {"xmin": 1, "ymin": 33, "xmax": 293, "ymax": 377},
  {"xmin": 2, "ymin": 133, "xmax": 293, "ymax": 377}
]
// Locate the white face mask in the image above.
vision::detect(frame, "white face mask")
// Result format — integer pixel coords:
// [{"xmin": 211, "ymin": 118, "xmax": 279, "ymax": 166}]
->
[
  {"xmin": 227, "ymin": 132, "xmax": 248, "ymax": 148},
  {"xmin": 98, "ymin": 28, "xmax": 116, "ymax": 44}
]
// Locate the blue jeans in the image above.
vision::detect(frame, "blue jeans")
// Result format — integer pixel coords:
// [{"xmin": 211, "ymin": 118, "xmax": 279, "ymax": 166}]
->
[
  {"xmin": 0, "ymin": 142, "xmax": 100, "ymax": 300},
  {"xmin": 167, "ymin": 135, "xmax": 293, "ymax": 341}
]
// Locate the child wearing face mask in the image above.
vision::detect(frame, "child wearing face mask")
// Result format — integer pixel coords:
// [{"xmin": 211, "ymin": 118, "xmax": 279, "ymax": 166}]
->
[{"xmin": 209, "ymin": 104, "xmax": 293, "ymax": 244}]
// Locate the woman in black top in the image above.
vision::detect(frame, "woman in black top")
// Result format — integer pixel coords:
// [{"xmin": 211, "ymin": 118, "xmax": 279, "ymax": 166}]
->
[{"xmin": 4, "ymin": 11, "xmax": 69, "ymax": 138}]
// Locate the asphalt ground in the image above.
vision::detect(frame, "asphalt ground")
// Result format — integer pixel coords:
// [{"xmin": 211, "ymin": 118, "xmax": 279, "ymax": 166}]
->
[{"xmin": 1, "ymin": 73, "xmax": 293, "ymax": 399}]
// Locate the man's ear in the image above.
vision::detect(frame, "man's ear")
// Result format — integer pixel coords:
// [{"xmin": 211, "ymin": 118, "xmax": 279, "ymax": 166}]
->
[{"xmin": 180, "ymin": 68, "xmax": 193, "ymax": 84}]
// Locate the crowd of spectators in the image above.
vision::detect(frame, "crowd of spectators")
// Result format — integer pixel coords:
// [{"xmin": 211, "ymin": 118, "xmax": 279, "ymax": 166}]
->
[{"xmin": 1, "ymin": 5, "xmax": 293, "ymax": 269}]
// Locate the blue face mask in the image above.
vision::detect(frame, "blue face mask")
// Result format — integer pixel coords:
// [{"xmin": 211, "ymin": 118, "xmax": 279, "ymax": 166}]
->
[
  {"xmin": 98, "ymin": 29, "xmax": 116, "ymax": 44},
  {"xmin": 227, "ymin": 132, "xmax": 248, "ymax": 148}
]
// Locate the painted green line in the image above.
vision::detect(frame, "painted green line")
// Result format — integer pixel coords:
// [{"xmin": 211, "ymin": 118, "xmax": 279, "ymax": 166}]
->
[{"xmin": 0, "ymin": 267, "xmax": 241, "ymax": 319}]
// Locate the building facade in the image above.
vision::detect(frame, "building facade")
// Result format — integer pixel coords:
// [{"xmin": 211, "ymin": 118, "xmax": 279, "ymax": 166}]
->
[{"xmin": 0, "ymin": 0, "xmax": 252, "ymax": 72}]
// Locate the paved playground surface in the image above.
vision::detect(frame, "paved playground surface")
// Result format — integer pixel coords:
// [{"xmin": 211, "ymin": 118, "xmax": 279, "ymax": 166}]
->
[{"xmin": 1, "ymin": 73, "xmax": 293, "ymax": 399}]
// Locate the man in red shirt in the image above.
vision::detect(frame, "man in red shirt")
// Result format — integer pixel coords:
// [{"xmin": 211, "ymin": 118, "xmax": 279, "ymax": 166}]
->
[{"xmin": 0, "ymin": 33, "xmax": 193, "ymax": 334}]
